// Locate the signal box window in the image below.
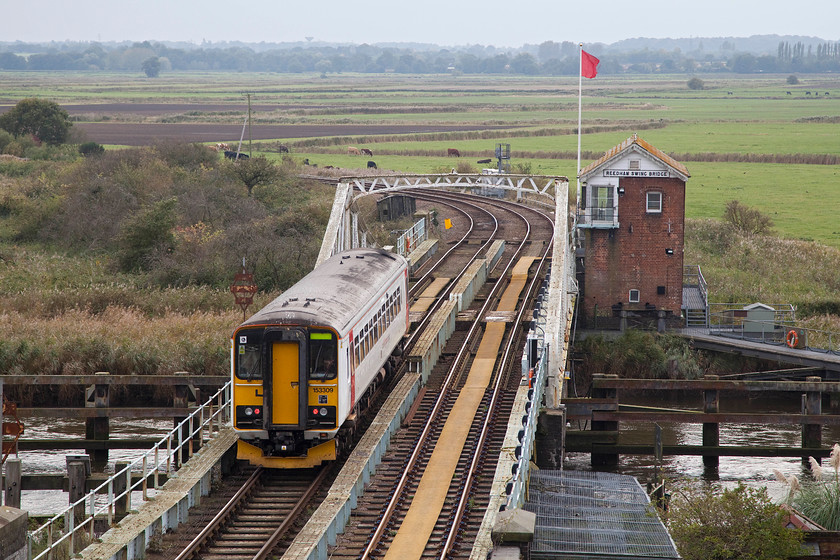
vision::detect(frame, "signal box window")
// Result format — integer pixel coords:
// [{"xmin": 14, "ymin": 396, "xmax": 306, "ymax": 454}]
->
[
  {"xmin": 629, "ymin": 289, "xmax": 640, "ymax": 303},
  {"xmin": 309, "ymin": 331, "xmax": 337, "ymax": 381},
  {"xmin": 646, "ymin": 191, "xmax": 662, "ymax": 213}
]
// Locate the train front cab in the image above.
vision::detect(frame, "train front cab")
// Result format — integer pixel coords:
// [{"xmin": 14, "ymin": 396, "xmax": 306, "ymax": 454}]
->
[{"xmin": 234, "ymin": 326, "xmax": 340, "ymax": 468}]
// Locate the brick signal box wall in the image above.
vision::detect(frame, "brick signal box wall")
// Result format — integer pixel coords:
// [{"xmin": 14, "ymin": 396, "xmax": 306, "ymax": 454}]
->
[{"xmin": 581, "ymin": 176, "xmax": 685, "ymax": 320}]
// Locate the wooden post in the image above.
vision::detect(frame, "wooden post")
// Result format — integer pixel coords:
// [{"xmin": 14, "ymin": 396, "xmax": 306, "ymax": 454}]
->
[
  {"xmin": 703, "ymin": 374, "xmax": 720, "ymax": 470},
  {"xmin": 827, "ymin": 370, "xmax": 840, "ymax": 414},
  {"xmin": 114, "ymin": 461, "xmax": 130, "ymax": 519},
  {"xmin": 591, "ymin": 374, "xmax": 619, "ymax": 467},
  {"xmin": 68, "ymin": 460, "xmax": 88, "ymax": 523},
  {"xmin": 4, "ymin": 458, "xmax": 21, "ymax": 508},
  {"xmin": 174, "ymin": 374, "xmax": 191, "ymax": 464},
  {"xmin": 803, "ymin": 376, "xmax": 823, "ymax": 464},
  {"xmin": 85, "ymin": 372, "xmax": 110, "ymax": 469}
]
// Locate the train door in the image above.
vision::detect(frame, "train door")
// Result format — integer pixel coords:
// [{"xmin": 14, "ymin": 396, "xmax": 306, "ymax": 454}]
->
[
  {"xmin": 271, "ymin": 341, "xmax": 300, "ymax": 425},
  {"xmin": 265, "ymin": 329, "xmax": 307, "ymax": 429}
]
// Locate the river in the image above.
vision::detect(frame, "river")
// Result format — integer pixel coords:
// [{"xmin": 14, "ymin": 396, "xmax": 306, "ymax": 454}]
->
[
  {"xmin": 563, "ymin": 392, "xmax": 840, "ymax": 503},
  {"xmin": 9, "ymin": 393, "xmax": 840, "ymax": 514}
]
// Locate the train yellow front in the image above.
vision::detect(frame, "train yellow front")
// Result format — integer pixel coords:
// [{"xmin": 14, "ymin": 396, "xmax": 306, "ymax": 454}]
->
[{"xmin": 231, "ymin": 248, "xmax": 409, "ymax": 468}]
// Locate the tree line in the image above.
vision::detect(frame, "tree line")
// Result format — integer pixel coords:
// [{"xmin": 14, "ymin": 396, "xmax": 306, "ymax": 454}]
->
[{"xmin": 1, "ymin": 40, "xmax": 840, "ymax": 75}]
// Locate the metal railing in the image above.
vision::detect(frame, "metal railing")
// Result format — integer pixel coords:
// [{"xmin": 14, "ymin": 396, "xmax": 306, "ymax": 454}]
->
[
  {"xmin": 27, "ymin": 382, "xmax": 232, "ymax": 560},
  {"xmin": 507, "ymin": 287, "xmax": 550, "ymax": 510},
  {"xmin": 682, "ymin": 265, "xmax": 708, "ymax": 305},
  {"xmin": 396, "ymin": 216, "xmax": 427, "ymax": 257}
]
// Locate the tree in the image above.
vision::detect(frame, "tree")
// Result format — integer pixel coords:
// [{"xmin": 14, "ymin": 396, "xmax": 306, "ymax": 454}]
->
[
  {"xmin": 0, "ymin": 98, "xmax": 72, "ymax": 145},
  {"xmin": 787, "ymin": 74, "xmax": 800, "ymax": 85},
  {"xmin": 142, "ymin": 56, "xmax": 161, "ymax": 78},
  {"xmin": 224, "ymin": 156, "xmax": 280, "ymax": 196},
  {"xmin": 686, "ymin": 77, "xmax": 704, "ymax": 90},
  {"xmin": 666, "ymin": 483, "xmax": 803, "ymax": 560}
]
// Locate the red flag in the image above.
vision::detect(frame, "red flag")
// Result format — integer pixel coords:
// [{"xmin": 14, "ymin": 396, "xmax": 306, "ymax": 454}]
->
[{"xmin": 581, "ymin": 49, "xmax": 599, "ymax": 78}]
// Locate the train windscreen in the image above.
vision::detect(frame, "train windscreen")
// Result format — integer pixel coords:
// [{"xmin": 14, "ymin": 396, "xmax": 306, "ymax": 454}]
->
[
  {"xmin": 235, "ymin": 330, "xmax": 263, "ymax": 380},
  {"xmin": 309, "ymin": 331, "xmax": 337, "ymax": 381}
]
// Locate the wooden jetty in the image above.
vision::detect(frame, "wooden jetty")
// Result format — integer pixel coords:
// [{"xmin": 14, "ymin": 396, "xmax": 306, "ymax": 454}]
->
[{"xmin": 564, "ymin": 373, "xmax": 840, "ymax": 467}]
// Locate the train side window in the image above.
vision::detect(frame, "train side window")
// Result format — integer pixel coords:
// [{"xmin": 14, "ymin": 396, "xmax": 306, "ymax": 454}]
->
[{"xmin": 309, "ymin": 331, "xmax": 337, "ymax": 381}]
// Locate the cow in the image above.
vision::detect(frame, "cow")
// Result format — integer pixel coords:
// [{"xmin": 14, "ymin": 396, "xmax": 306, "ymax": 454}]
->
[
  {"xmin": 477, "ymin": 158, "xmax": 492, "ymax": 164},
  {"xmin": 278, "ymin": 144, "xmax": 290, "ymax": 153},
  {"xmin": 727, "ymin": 91, "xmax": 733, "ymax": 95},
  {"xmin": 348, "ymin": 146, "xmax": 361, "ymax": 155},
  {"xmin": 806, "ymin": 91, "xmax": 811, "ymax": 95},
  {"xmin": 786, "ymin": 91, "xmax": 792, "ymax": 95},
  {"xmin": 447, "ymin": 148, "xmax": 461, "ymax": 157},
  {"xmin": 361, "ymin": 148, "xmax": 373, "ymax": 156},
  {"xmin": 224, "ymin": 150, "xmax": 249, "ymax": 160},
  {"xmin": 826, "ymin": 92, "xmax": 831, "ymax": 96},
  {"xmin": 367, "ymin": 160, "xmax": 377, "ymax": 169},
  {"xmin": 216, "ymin": 142, "xmax": 230, "ymax": 151}
]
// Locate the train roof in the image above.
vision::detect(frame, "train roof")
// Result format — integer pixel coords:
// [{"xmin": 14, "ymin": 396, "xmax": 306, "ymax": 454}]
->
[{"xmin": 238, "ymin": 248, "xmax": 406, "ymax": 334}]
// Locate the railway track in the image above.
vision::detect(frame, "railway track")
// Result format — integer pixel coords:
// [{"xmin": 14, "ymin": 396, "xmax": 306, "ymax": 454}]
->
[
  {"xmin": 328, "ymin": 194, "xmax": 554, "ymax": 559},
  {"xmin": 146, "ymin": 189, "xmax": 555, "ymax": 560}
]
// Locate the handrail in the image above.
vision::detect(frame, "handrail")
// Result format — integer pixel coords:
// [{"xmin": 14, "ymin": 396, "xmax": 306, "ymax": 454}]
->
[{"xmin": 27, "ymin": 381, "xmax": 232, "ymax": 560}]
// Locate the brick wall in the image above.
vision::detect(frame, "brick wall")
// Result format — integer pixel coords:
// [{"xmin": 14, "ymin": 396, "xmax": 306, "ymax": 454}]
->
[{"xmin": 582, "ymin": 176, "xmax": 685, "ymax": 321}]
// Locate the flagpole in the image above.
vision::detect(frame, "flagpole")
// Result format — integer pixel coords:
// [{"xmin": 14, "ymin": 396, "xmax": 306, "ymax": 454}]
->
[{"xmin": 577, "ymin": 43, "xmax": 583, "ymax": 209}]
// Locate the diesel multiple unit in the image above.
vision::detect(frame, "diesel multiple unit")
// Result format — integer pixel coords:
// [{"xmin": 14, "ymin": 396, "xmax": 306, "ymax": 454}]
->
[{"xmin": 231, "ymin": 248, "xmax": 409, "ymax": 468}]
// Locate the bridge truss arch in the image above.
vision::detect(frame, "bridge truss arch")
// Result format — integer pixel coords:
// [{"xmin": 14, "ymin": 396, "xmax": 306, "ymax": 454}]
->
[{"xmin": 317, "ymin": 172, "xmax": 576, "ymax": 405}]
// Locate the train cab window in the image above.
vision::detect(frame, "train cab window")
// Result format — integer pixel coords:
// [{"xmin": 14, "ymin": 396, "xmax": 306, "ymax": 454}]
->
[
  {"xmin": 309, "ymin": 331, "xmax": 338, "ymax": 381},
  {"xmin": 235, "ymin": 332, "xmax": 262, "ymax": 380}
]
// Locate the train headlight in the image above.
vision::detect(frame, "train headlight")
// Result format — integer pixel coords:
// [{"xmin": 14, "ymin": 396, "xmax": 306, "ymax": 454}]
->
[
  {"xmin": 244, "ymin": 407, "xmax": 253, "ymax": 416},
  {"xmin": 319, "ymin": 407, "xmax": 328, "ymax": 416}
]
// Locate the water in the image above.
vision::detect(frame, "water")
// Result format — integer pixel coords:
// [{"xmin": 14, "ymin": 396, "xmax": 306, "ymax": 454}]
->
[
  {"xmin": 5, "ymin": 417, "xmax": 174, "ymax": 515},
  {"xmin": 563, "ymin": 393, "xmax": 840, "ymax": 503}
]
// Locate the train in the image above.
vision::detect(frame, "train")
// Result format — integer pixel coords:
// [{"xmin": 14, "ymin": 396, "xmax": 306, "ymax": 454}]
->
[{"xmin": 231, "ymin": 248, "xmax": 409, "ymax": 468}]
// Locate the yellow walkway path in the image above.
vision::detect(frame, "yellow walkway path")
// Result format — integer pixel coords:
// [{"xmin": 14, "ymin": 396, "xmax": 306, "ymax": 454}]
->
[{"xmin": 385, "ymin": 257, "xmax": 535, "ymax": 560}]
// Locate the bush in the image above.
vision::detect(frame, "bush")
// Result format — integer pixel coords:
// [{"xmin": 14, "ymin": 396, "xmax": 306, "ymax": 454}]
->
[
  {"xmin": 722, "ymin": 199, "xmax": 774, "ymax": 235},
  {"xmin": 116, "ymin": 197, "xmax": 178, "ymax": 272},
  {"xmin": 787, "ymin": 75, "xmax": 799, "ymax": 85},
  {"xmin": 687, "ymin": 77, "xmax": 704, "ymax": 90},
  {"xmin": 79, "ymin": 141, "xmax": 105, "ymax": 157},
  {"xmin": 666, "ymin": 483, "xmax": 803, "ymax": 560}
]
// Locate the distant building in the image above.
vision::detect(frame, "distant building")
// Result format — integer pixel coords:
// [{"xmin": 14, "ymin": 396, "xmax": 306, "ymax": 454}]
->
[{"xmin": 576, "ymin": 134, "xmax": 690, "ymax": 327}]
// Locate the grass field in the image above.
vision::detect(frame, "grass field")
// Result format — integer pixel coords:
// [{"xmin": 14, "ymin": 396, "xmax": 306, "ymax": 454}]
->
[{"xmin": 2, "ymin": 71, "xmax": 839, "ymax": 248}]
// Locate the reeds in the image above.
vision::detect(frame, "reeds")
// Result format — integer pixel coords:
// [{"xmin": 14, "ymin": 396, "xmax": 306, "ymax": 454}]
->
[{"xmin": 784, "ymin": 443, "xmax": 840, "ymax": 530}]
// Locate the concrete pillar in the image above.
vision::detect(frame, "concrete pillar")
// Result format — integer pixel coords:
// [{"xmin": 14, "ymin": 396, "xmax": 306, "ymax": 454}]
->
[
  {"xmin": 535, "ymin": 407, "xmax": 566, "ymax": 469},
  {"xmin": 0, "ymin": 506, "xmax": 28, "ymax": 560},
  {"xmin": 703, "ymin": 375, "xmax": 720, "ymax": 471},
  {"xmin": 803, "ymin": 376, "xmax": 823, "ymax": 464},
  {"xmin": 3, "ymin": 459, "xmax": 21, "ymax": 509}
]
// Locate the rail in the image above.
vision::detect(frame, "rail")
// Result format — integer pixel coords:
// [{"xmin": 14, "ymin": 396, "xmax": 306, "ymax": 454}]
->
[{"xmin": 27, "ymin": 381, "xmax": 232, "ymax": 560}]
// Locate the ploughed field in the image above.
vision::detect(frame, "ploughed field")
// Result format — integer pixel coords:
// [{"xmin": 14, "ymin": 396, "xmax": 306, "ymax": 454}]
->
[{"xmin": 51, "ymin": 103, "xmax": 511, "ymax": 146}]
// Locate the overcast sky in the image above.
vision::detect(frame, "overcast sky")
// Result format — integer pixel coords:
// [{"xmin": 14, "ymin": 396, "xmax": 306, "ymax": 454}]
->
[{"xmin": 3, "ymin": 0, "xmax": 837, "ymax": 47}]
